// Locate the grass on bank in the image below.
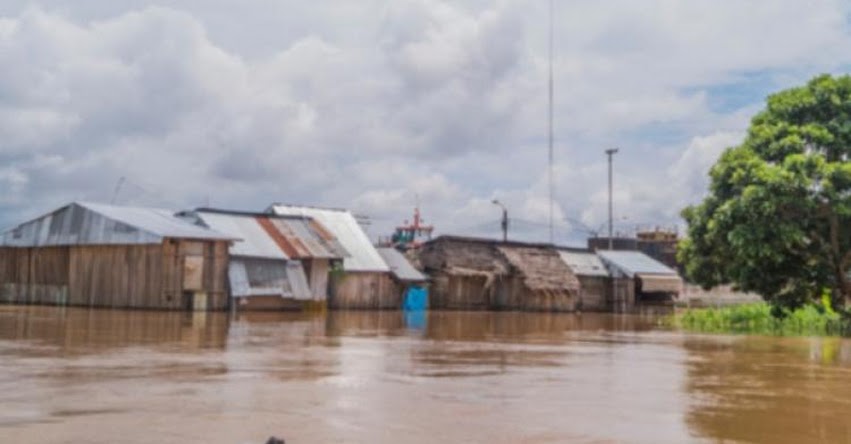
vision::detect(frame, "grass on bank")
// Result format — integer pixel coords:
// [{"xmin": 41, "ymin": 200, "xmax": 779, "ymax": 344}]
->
[{"xmin": 674, "ymin": 296, "xmax": 845, "ymax": 336}]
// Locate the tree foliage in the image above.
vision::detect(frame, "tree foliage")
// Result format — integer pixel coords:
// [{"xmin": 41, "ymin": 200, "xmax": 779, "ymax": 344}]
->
[{"xmin": 679, "ymin": 74, "xmax": 851, "ymax": 311}]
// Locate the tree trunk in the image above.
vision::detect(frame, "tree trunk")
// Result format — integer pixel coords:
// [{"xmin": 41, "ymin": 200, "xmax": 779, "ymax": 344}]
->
[{"xmin": 828, "ymin": 210, "xmax": 851, "ymax": 307}]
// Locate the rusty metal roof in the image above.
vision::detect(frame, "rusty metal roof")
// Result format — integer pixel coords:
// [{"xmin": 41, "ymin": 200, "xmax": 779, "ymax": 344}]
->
[
  {"xmin": 265, "ymin": 217, "xmax": 347, "ymax": 260},
  {"xmin": 191, "ymin": 211, "xmax": 288, "ymax": 259},
  {"xmin": 268, "ymin": 204, "xmax": 389, "ymax": 272},
  {"xmin": 191, "ymin": 209, "xmax": 346, "ymax": 260}
]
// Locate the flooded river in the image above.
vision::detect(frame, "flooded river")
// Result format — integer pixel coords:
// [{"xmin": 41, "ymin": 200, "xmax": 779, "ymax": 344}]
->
[{"xmin": 1, "ymin": 306, "xmax": 851, "ymax": 443}]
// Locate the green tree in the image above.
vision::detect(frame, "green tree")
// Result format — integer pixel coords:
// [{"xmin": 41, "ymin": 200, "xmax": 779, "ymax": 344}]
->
[{"xmin": 679, "ymin": 74, "xmax": 851, "ymax": 312}]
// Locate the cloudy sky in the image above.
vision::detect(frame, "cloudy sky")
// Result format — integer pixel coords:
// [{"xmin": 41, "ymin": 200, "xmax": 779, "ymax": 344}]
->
[{"xmin": 1, "ymin": 0, "xmax": 850, "ymax": 245}]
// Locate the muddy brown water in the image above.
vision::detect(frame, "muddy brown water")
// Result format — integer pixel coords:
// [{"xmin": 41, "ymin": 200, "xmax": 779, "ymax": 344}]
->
[{"xmin": 1, "ymin": 306, "xmax": 851, "ymax": 443}]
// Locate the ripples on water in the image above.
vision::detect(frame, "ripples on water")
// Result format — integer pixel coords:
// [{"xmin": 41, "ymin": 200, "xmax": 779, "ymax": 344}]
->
[{"xmin": 1, "ymin": 305, "xmax": 851, "ymax": 443}]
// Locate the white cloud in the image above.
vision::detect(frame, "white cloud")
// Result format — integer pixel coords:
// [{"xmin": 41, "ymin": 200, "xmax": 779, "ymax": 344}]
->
[{"xmin": 0, "ymin": 0, "xmax": 850, "ymax": 240}]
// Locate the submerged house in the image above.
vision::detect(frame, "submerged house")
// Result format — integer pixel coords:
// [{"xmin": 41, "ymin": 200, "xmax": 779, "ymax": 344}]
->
[
  {"xmin": 0, "ymin": 202, "xmax": 233, "ymax": 310},
  {"xmin": 557, "ymin": 248, "xmax": 611, "ymax": 311},
  {"xmin": 377, "ymin": 247, "xmax": 428, "ymax": 310},
  {"xmin": 180, "ymin": 209, "xmax": 346, "ymax": 310},
  {"xmin": 597, "ymin": 250, "xmax": 683, "ymax": 307},
  {"xmin": 268, "ymin": 204, "xmax": 395, "ymax": 309},
  {"xmin": 418, "ymin": 236, "xmax": 580, "ymax": 312}
]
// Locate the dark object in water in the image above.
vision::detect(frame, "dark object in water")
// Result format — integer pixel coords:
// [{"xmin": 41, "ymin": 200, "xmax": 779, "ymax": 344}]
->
[{"xmin": 266, "ymin": 437, "xmax": 285, "ymax": 444}]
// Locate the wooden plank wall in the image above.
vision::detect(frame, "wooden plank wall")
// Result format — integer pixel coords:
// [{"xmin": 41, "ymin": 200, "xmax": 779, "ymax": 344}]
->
[
  {"xmin": 68, "ymin": 244, "xmax": 165, "ymax": 308},
  {"xmin": 208, "ymin": 241, "xmax": 229, "ymax": 310},
  {"xmin": 29, "ymin": 247, "xmax": 70, "ymax": 305},
  {"xmin": 330, "ymin": 272, "xmax": 398, "ymax": 309},
  {"xmin": 577, "ymin": 276, "xmax": 608, "ymax": 312},
  {"xmin": 0, "ymin": 248, "xmax": 19, "ymax": 303},
  {"xmin": 0, "ymin": 248, "xmax": 16, "ymax": 283},
  {"xmin": 1, "ymin": 240, "xmax": 230, "ymax": 310},
  {"xmin": 0, "ymin": 247, "xmax": 69, "ymax": 305},
  {"xmin": 183, "ymin": 239, "xmax": 229, "ymax": 311},
  {"xmin": 430, "ymin": 274, "xmax": 491, "ymax": 310},
  {"xmin": 161, "ymin": 240, "xmax": 182, "ymax": 309}
]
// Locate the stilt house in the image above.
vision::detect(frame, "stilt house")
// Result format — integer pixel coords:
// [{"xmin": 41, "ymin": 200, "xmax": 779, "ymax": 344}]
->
[{"xmin": 0, "ymin": 202, "xmax": 233, "ymax": 310}]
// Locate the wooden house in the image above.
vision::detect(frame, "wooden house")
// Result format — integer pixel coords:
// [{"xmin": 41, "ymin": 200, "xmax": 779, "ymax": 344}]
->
[
  {"xmin": 557, "ymin": 249, "xmax": 611, "ymax": 311},
  {"xmin": 180, "ymin": 209, "xmax": 347, "ymax": 310},
  {"xmin": 0, "ymin": 202, "xmax": 233, "ymax": 310},
  {"xmin": 268, "ymin": 204, "xmax": 396, "ymax": 309},
  {"xmin": 418, "ymin": 236, "xmax": 580, "ymax": 312},
  {"xmin": 597, "ymin": 250, "xmax": 682, "ymax": 309}
]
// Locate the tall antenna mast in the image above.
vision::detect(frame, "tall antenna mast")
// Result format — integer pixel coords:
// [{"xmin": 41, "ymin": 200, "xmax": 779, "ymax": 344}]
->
[
  {"xmin": 111, "ymin": 176, "xmax": 126, "ymax": 204},
  {"xmin": 547, "ymin": 0, "xmax": 555, "ymax": 243}
]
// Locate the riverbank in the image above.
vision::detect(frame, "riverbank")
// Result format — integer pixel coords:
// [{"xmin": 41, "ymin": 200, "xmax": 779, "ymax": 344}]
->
[{"xmin": 675, "ymin": 301, "xmax": 845, "ymax": 336}]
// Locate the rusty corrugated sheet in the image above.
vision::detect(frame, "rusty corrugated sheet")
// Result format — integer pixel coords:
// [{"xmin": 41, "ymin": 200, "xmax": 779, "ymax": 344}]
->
[
  {"xmin": 256, "ymin": 216, "xmax": 302, "ymax": 258},
  {"xmin": 269, "ymin": 205, "xmax": 388, "ymax": 272},
  {"xmin": 268, "ymin": 219, "xmax": 315, "ymax": 258},
  {"xmin": 193, "ymin": 209, "xmax": 346, "ymax": 261},
  {"xmin": 267, "ymin": 217, "xmax": 345, "ymax": 260},
  {"xmin": 193, "ymin": 211, "xmax": 287, "ymax": 259},
  {"xmin": 308, "ymin": 218, "xmax": 335, "ymax": 241}
]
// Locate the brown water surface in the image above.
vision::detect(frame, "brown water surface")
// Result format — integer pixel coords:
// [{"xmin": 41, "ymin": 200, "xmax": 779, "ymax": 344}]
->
[{"xmin": 1, "ymin": 305, "xmax": 850, "ymax": 443}]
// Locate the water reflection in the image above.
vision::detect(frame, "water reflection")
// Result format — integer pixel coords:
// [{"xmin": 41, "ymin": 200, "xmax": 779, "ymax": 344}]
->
[
  {"xmin": 0, "ymin": 305, "xmax": 229, "ymax": 355},
  {"xmin": 684, "ymin": 335, "xmax": 851, "ymax": 443}
]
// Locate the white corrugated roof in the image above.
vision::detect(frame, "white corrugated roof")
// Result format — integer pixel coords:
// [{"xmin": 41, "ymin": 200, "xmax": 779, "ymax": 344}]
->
[
  {"xmin": 269, "ymin": 204, "xmax": 389, "ymax": 272},
  {"xmin": 377, "ymin": 247, "xmax": 426, "ymax": 282},
  {"xmin": 597, "ymin": 250, "xmax": 677, "ymax": 277},
  {"xmin": 79, "ymin": 202, "xmax": 235, "ymax": 241},
  {"xmin": 1, "ymin": 202, "xmax": 233, "ymax": 247},
  {"xmin": 194, "ymin": 211, "xmax": 288, "ymax": 260},
  {"xmin": 558, "ymin": 250, "xmax": 609, "ymax": 277}
]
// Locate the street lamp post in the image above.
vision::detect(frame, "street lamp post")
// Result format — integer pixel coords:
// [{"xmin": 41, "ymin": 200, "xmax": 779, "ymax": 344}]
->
[
  {"xmin": 605, "ymin": 148, "xmax": 619, "ymax": 250},
  {"xmin": 492, "ymin": 199, "xmax": 508, "ymax": 242}
]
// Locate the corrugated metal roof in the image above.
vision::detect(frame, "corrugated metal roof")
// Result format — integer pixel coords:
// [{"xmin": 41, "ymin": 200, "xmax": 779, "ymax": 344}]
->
[
  {"xmin": 0, "ymin": 202, "xmax": 233, "ymax": 247},
  {"xmin": 597, "ymin": 250, "xmax": 677, "ymax": 277},
  {"xmin": 558, "ymin": 250, "xmax": 609, "ymax": 277},
  {"xmin": 78, "ymin": 202, "xmax": 235, "ymax": 241},
  {"xmin": 193, "ymin": 212, "xmax": 288, "ymax": 259},
  {"xmin": 192, "ymin": 210, "xmax": 347, "ymax": 261},
  {"xmin": 377, "ymin": 247, "xmax": 427, "ymax": 282},
  {"xmin": 269, "ymin": 204, "xmax": 389, "ymax": 272},
  {"xmin": 266, "ymin": 217, "xmax": 347, "ymax": 259}
]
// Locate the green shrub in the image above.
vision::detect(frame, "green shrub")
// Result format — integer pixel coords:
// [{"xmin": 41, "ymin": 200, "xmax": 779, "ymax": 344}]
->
[{"xmin": 675, "ymin": 298, "xmax": 845, "ymax": 336}]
